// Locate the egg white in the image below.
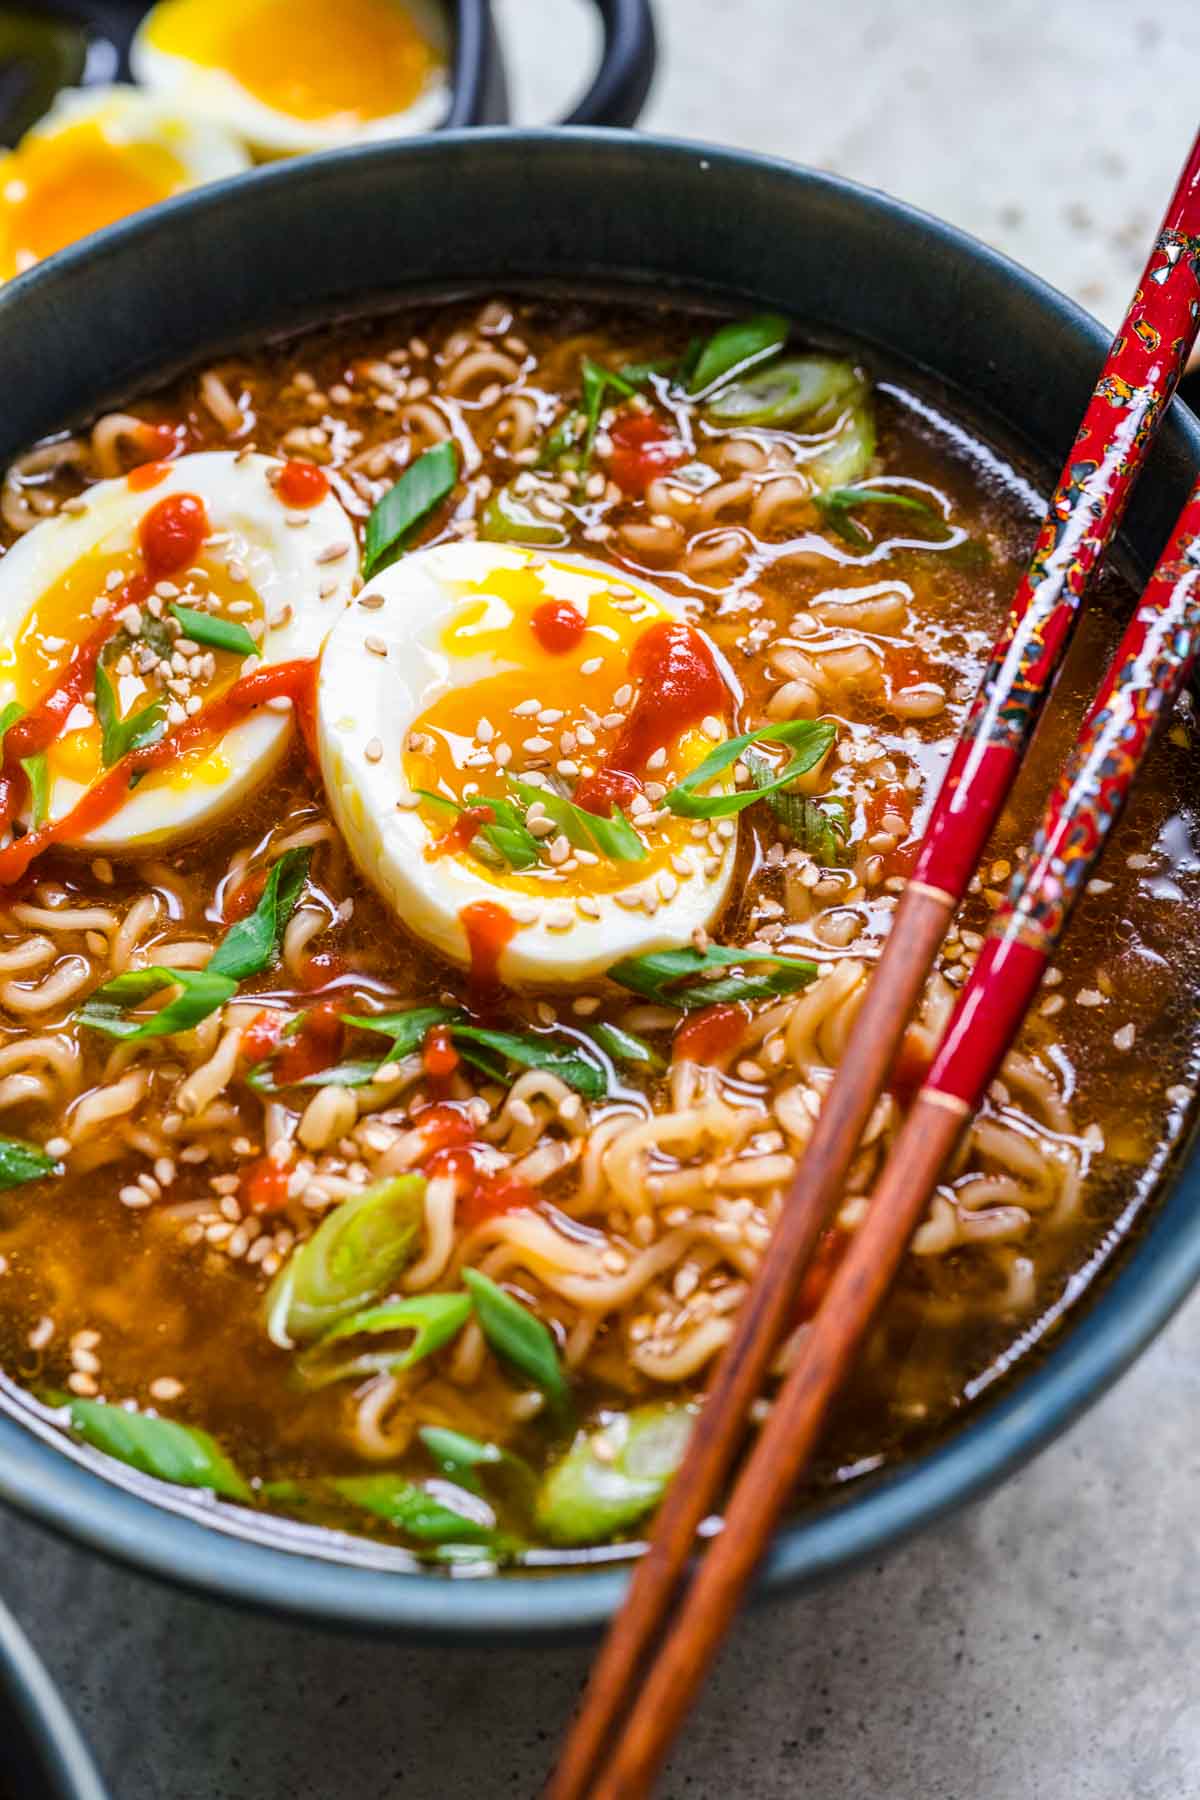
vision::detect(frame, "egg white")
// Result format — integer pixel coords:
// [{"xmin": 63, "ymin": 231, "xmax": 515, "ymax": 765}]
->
[
  {"xmin": 0, "ymin": 452, "xmax": 356, "ymax": 854},
  {"xmin": 131, "ymin": 0, "xmax": 450, "ymax": 158},
  {"xmin": 316, "ymin": 542, "xmax": 739, "ymax": 986},
  {"xmin": 21, "ymin": 82, "xmax": 249, "ymax": 186}
]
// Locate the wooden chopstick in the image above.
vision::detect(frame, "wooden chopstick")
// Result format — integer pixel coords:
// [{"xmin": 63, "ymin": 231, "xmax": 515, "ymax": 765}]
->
[
  {"xmin": 589, "ymin": 463, "xmax": 1200, "ymax": 1800},
  {"xmin": 548, "ymin": 126, "xmax": 1200, "ymax": 1800}
]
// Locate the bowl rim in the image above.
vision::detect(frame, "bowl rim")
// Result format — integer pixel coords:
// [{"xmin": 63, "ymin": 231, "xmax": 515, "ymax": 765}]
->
[
  {"xmin": 1, "ymin": 126, "xmax": 1198, "ymax": 1641},
  {"xmin": 0, "ymin": 1597, "xmax": 108, "ymax": 1799}
]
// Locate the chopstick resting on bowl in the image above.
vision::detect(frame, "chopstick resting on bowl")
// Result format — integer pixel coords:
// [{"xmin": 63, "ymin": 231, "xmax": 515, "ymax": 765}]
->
[
  {"xmin": 584, "ymin": 452, "xmax": 1200, "ymax": 1800},
  {"xmin": 549, "ymin": 125, "xmax": 1200, "ymax": 1800}
]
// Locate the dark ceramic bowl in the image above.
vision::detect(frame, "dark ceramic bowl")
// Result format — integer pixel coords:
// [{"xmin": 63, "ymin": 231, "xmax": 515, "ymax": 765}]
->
[
  {"xmin": 2, "ymin": 0, "xmax": 657, "ymax": 142},
  {"xmin": 0, "ymin": 131, "xmax": 1196, "ymax": 1642},
  {"xmin": 0, "ymin": 1598, "xmax": 108, "ymax": 1800}
]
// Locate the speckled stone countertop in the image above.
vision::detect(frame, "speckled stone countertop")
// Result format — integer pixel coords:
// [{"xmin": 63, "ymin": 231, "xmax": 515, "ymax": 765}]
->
[{"xmin": 5, "ymin": 4, "xmax": 1200, "ymax": 1795}]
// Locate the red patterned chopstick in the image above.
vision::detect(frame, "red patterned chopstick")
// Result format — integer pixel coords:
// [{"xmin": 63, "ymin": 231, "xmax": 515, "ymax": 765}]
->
[
  {"xmin": 549, "ymin": 129, "xmax": 1200, "ymax": 1800},
  {"xmin": 591, "ymin": 477, "xmax": 1200, "ymax": 1799}
]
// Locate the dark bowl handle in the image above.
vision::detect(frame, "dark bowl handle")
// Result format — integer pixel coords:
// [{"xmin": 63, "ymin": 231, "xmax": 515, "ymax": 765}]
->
[{"xmin": 559, "ymin": 0, "xmax": 656, "ymax": 128}]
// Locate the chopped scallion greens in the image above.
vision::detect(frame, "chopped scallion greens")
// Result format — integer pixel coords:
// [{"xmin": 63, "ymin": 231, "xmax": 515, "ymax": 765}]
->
[
  {"xmin": 363, "ymin": 440, "xmax": 458, "ymax": 578},
  {"xmin": 686, "ymin": 314, "xmax": 788, "ymax": 396},
  {"xmin": 20, "ymin": 751, "xmax": 48, "ymax": 826},
  {"xmin": 461, "ymin": 1268, "xmax": 572, "ymax": 1417},
  {"xmin": 57, "ymin": 1395, "xmax": 249, "ymax": 1500},
  {"xmin": 77, "ymin": 966, "xmax": 238, "ymax": 1042},
  {"xmin": 168, "ymin": 602, "xmax": 256, "ymax": 658},
  {"xmin": 298, "ymin": 1292, "xmax": 473, "ymax": 1387},
  {"xmin": 93, "ymin": 661, "xmax": 165, "ymax": 768},
  {"xmin": 506, "ymin": 776, "xmax": 646, "ymax": 863},
  {"xmin": 608, "ymin": 943, "xmax": 817, "ymax": 1010},
  {"xmin": 208, "ymin": 846, "xmax": 311, "ymax": 981},
  {"xmin": 743, "ymin": 750, "xmax": 850, "ymax": 865},
  {"xmin": 264, "ymin": 1173, "xmax": 427, "ymax": 1345},
  {"xmin": 0, "ymin": 1136, "xmax": 59, "ymax": 1189},
  {"xmin": 663, "ymin": 718, "xmax": 836, "ymax": 819},
  {"xmin": 815, "ymin": 484, "xmax": 944, "ymax": 549}
]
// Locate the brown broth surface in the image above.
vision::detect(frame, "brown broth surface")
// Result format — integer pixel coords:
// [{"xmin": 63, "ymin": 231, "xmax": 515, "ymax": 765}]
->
[{"xmin": 0, "ymin": 294, "xmax": 1196, "ymax": 1566}]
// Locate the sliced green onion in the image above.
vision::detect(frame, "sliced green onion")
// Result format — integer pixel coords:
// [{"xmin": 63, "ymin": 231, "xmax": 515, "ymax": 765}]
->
[
  {"xmin": 297, "ymin": 1292, "xmax": 472, "ymax": 1387},
  {"xmin": 480, "ymin": 485, "xmax": 569, "ymax": 547},
  {"xmin": 58, "ymin": 1396, "xmax": 249, "ymax": 1501},
  {"xmin": 585, "ymin": 1020, "xmax": 664, "ymax": 1072},
  {"xmin": 0, "ymin": 1136, "xmax": 59, "ymax": 1189},
  {"xmin": 507, "ymin": 776, "xmax": 646, "ymax": 863},
  {"xmin": 687, "ymin": 314, "xmax": 789, "ymax": 396},
  {"xmin": 743, "ymin": 750, "xmax": 851, "ymax": 865},
  {"xmin": 93, "ymin": 661, "xmax": 165, "ymax": 768},
  {"xmin": 264, "ymin": 1173, "xmax": 427, "ymax": 1345},
  {"xmin": 450, "ymin": 1024, "xmax": 606, "ymax": 1100},
  {"xmin": 169, "ymin": 602, "xmax": 256, "ymax": 658},
  {"xmin": 663, "ymin": 718, "xmax": 836, "ymax": 819},
  {"xmin": 331, "ymin": 1472, "xmax": 497, "ymax": 1544},
  {"xmin": 608, "ymin": 943, "xmax": 818, "ymax": 1010},
  {"xmin": 461, "ymin": 1268, "xmax": 571, "ymax": 1416},
  {"xmin": 702, "ymin": 354, "xmax": 861, "ymax": 428},
  {"xmin": 363, "ymin": 440, "xmax": 458, "ymax": 578},
  {"xmin": 535, "ymin": 1403, "xmax": 695, "ymax": 1545},
  {"xmin": 814, "ymin": 484, "xmax": 944, "ymax": 549},
  {"xmin": 77, "ymin": 966, "xmax": 237, "ymax": 1042},
  {"xmin": 20, "ymin": 751, "xmax": 48, "ymax": 826},
  {"xmin": 208, "ymin": 847, "xmax": 310, "ymax": 982}
]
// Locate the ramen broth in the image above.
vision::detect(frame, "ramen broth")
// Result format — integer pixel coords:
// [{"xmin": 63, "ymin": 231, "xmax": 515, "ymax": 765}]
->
[{"xmin": 0, "ymin": 294, "xmax": 1194, "ymax": 1564}]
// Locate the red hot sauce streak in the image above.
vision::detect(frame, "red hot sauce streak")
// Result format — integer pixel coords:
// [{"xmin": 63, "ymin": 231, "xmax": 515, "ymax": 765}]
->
[
  {"xmin": 459, "ymin": 899, "xmax": 516, "ymax": 1010},
  {"xmin": 574, "ymin": 620, "xmax": 728, "ymax": 816},
  {"xmin": 531, "ymin": 598, "xmax": 586, "ymax": 654},
  {"xmin": 673, "ymin": 1002, "xmax": 747, "ymax": 1065},
  {"xmin": 277, "ymin": 460, "xmax": 330, "ymax": 509},
  {"xmin": 429, "ymin": 804, "xmax": 495, "ymax": 861},
  {"xmin": 0, "ymin": 659, "xmax": 317, "ymax": 885},
  {"xmin": 139, "ymin": 492, "xmax": 208, "ymax": 578}
]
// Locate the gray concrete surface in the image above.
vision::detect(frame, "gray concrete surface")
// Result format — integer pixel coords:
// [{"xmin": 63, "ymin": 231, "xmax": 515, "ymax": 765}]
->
[{"xmin": 5, "ymin": 4, "xmax": 1200, "ymax": 1796}]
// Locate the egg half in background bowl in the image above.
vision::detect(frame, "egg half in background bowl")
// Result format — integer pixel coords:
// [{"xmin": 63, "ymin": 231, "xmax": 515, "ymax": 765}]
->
[
  {"xmin": 132, "ymin": 0, "xmax": 451, "ymax": 156},
  {"xmin": 0, "ymin": 82, "xmax": 248, "ymax": 281}
]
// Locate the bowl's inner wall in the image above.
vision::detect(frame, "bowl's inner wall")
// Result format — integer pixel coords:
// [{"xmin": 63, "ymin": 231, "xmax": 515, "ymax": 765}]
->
[{"xmin": 0, "ymin": 132, "xmax": 1197, "ymax": 1639}]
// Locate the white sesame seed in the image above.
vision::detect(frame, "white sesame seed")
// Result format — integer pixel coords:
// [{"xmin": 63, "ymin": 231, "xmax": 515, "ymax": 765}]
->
[
  {"xmin": 523, "ymin": 735, "xmax": 553, "ymax": 755},
  {"xmin": 365, "ymin": 738, "xmax": 383, "ymax": 763},
  {"xmin": 1113, "ymin": 1022, "xmax": 1137, "ymax": 1051},
  {"xmin": 149, "ymin": 1377, "xmax": 184, "ymax": 1402},
  {"xmin": 28, "ymin": 1316, "xmax": 54, "ymax": 1351},
  {"xmin": 119, "ymin": 1185, "xmax": 151, "ymax": 1209},
  {"xmin": 358, "ymin": 589, "xmax": 384, "ymax": 609},
  {"xmin": 316, "ymin": 541, "xmax": 351, "ymax": 564},
  {"xmin": 701, "ymin": 715, "xmax": 724, "ymax": 740},
  {"xmin": 573, "ymin": 995, "xmax": 601, "ymax": 1015},
  {"xmin": 44, "ymin": 1137, "xmax": 69, "ymax": 1159},
  {"xmin": 365, "ymin": 635, "xmax": 388, "ymax": 657},
  {"xmin": 581, "ymin": 657, "xmax": 603, "ymax": 675},
  {"xmin": 513, "ymin": 698, "xmax": 541, "ymax": 717},
  {"xmin": 577, "ymin": 895, "xmax": 602, "ymax": 918}
]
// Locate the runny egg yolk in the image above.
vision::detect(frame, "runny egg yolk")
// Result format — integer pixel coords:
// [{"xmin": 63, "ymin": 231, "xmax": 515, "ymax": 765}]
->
[
  {"xmin": 0, "ymin": 549, "xmax": 261, "ymax": 796},
  {"xmin": 403, "ymin": 564, "xmax": 733, "ymax": 898},
  {"xmin": 143, "ymin": 0, "xmax": 442, "ymax": 125},
  {"xmin": 0, "ymin": 120, "xmax": 187, "ymax": 279}
]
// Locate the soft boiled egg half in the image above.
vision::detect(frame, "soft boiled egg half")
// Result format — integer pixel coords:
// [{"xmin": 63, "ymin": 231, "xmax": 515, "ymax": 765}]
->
[
  {"xmin": 132, "ymin": 0, "xmax": 450, "ymax": 158},
  {"xmin": 317, "ymin": 542, "xmax": 742, "ymax": 986},
  {"xmin": 0, "ymin": 85, "xmax": 248, "ymax": 282},
  {"xmin": 0, "ymin": 452, "xmax": 356, "ymax": 855}
]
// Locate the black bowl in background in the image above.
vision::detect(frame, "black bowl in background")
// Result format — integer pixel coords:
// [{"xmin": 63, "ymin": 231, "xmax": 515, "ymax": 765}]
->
[
  {"xmin": 0, "ymin": 130, "xmax": 1196, "ymax": 1641},
  {"xmin": 0, "ymin": 0, "xmax": 657, "ymax": 143},
  {"xmin": 0, "ymin": 1599, "xmax": 107, "ymax": 1800}
]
